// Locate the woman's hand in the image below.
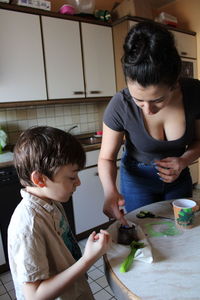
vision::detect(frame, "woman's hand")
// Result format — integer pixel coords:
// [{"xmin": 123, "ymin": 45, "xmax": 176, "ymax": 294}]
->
[
  {"xmin": 154, "ymin": 157, "xmax": 186, "ymax": 183},
  {"xmin": 103, "ymin": 191, "xmax": 128, "ymax": 225}
]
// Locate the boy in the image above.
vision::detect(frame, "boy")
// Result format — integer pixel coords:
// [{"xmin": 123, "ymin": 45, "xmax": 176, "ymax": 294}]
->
[{"xmin": 8, "ymin": 126, "xmax": 110, "ymax": 300}]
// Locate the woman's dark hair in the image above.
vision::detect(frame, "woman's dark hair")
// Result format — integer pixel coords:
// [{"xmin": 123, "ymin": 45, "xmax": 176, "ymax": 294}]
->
[
  {"xmin": 122, "ymin": 20, "xmax": 182, "ymax": 87},
  {"xmin": 14, "ymin": 126, "xmax": 86, "ymax": 187}
]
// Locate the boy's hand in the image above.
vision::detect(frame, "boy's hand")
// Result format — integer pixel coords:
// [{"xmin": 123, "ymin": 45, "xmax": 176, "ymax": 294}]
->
[{"xmin": 83, "ymin": 230, "xmax": 111, "ymax": 264}]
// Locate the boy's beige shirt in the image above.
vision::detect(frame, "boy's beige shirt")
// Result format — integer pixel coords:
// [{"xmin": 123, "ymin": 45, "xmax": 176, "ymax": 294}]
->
[{"xmin": 8, "ymin": 189, "xmax": 94, "ymax": 300}]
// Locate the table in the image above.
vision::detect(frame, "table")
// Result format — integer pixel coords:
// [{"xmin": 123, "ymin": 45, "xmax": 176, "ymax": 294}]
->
[{"xmin": 104, "ymin": 200, "xmax": 200, "ymax": 300}]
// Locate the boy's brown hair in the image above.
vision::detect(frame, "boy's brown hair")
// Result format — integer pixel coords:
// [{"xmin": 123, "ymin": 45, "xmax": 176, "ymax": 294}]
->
[{"xmin": 14, "ymin": 126, "xmax": 86, "ymax": 187}]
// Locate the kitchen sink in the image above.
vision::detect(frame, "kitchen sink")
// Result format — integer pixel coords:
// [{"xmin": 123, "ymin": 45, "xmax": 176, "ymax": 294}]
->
[{"xmin": 78, "ymin": 136, "xmax": 102, "ymax": 146}]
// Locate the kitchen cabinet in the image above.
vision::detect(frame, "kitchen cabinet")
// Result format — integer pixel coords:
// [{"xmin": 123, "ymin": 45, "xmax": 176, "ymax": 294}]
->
[
  {"xmin": 41, "ymin": 17, "xmax": 85, "ymax": 99},
  {"xmin": 0, "ymin": 9, "xmax": 47, "ymax": 102},
  {"xmin": 0, "ymin": 7, "xmax": 116, "ymax": 104},
  {"xmin": 72, "ymin": 150, "xmax": 108, "ymax": 235},
  {"xmin": 170, "ymin": 30, "xmax": 197, "ymax": 59},
  {"xmin": 73, "ymin": 148, "xmax": 123, "ymax": 235},
  {"xmin": 42, "ymin": 17, "xmax": 116, "ymax": 100},
  {"xmin": 81, "ymin": 23, "xmax": 116, "ymax": 98},
  {"xmin": 112, "ymin": 19, "xmax": 137, "ymax": 91}
]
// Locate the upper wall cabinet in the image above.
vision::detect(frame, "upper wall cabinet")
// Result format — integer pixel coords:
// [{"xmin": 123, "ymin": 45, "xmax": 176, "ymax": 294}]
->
[
  {"xmin": 0, "ymin": 9, "xmax": 47, "ymax": 102},
  {"xmin": 0, "ymin": 8, "xmax": 116, "ymax": 104},
  {"xmin": 42, "ymin": 17, "xmax": 116, "ymax": 99},
  {"xmin": 170, "ymin": 30, "xmax": 197, "ymax": 59},
  {"xmin": 42, "ymin": 17, "xmax": 85, "ymax": 99},
  {"xmin": 81, "ymin": 23, "xmax": 116, "ymax": 98}
]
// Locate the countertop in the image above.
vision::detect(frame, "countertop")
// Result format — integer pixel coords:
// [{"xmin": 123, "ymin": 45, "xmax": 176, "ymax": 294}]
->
[{"xmin": 0, "ymin": 132, "xmax": 101, "ymax": 168}]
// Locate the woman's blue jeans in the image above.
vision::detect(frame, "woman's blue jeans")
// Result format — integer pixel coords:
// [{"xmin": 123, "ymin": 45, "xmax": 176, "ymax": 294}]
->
[{"xmin": 120, "ymin": 153, "xmax": 193, "ymax": 213}]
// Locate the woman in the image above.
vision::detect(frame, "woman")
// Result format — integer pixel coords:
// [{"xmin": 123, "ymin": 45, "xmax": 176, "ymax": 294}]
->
[{"xmin": 98, "ymin": 20, "xmax": 200, "ymax": 225}]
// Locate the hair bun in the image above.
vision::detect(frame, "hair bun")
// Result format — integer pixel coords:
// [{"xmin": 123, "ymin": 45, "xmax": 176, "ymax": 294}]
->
[{"xmin": 124, "ymin": 32, "xmax": 150, "ymax": 65}]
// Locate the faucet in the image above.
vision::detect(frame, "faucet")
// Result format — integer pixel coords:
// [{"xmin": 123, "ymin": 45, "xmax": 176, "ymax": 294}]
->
[{"xmin": 68, "ymin": 125, "xmax": 78, "ymax": 133}]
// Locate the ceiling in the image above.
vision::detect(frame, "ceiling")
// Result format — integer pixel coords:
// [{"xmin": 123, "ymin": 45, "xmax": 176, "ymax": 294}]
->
[{"xmin": 149, "ymin": 0, "xmax": 176, "ymax": 8}]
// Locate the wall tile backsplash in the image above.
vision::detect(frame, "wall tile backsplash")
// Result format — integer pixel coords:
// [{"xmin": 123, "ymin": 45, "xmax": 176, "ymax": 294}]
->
[{"xmin": 0, "ymin": 102, "xmax": 107, "ymax": 145}]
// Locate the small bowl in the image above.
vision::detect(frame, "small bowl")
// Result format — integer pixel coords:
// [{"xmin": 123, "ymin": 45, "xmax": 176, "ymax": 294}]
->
[{"xmin": 59, "ymin": 5, "xmax": 76, "ymax": 15}]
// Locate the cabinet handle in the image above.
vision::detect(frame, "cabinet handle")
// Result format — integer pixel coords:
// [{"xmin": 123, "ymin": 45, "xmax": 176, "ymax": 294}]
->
[
  {"xmin": 90, "ymin": 91, "xmax": 101, "ymax": 94},
  {"xmin": 73, "ymin": 91, "xmax": 84, "ymax": 95},
  {"xmin": 94, "ymin": 172, "xmax": 99, "ymax": 176},
  {"xmin": 181, "ymin": 51, "xmax": 188, "ymax": 56}
]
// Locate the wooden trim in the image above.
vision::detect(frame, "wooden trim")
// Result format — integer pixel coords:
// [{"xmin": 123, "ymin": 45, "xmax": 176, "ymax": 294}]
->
[
  {"xmin": 0, "ymin": 97, "xmax": 110, "ymax": 108},
  {"xmin": 112, "ymin": 20, "xmax": 129, "ymax": 91},
  {"xmin": 103, "ymin": 254, "xmax": 141, "ymax": 300},
  {"xmin": 112, "ymin": 15, "xmax": 196, "ymax": 35},
  {"xmin": 0, "ymin": 3, "xmax": 194, "ymax": 34}
]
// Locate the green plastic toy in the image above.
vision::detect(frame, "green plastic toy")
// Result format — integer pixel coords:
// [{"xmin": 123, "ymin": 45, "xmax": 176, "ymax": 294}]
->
[{"xmin": 120, "ymin": 241, "xmax": 145, "ymax": 273}]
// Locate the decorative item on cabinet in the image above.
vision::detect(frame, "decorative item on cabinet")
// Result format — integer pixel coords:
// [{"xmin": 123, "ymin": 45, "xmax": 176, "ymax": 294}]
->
[
  {"xmin": 67, "ymin": 0, "xmax": 96, "ymax": 14},
  {"xmin": 59, "ymin": 4, "xmax": 76, "ymax": 15},
  {"xmin": 12, "ymin": 0, "xmax": 51, "ymax": 10},
  {"xmin": 94, "ymin": 10, "xmax": 111, "ymax": 22}
]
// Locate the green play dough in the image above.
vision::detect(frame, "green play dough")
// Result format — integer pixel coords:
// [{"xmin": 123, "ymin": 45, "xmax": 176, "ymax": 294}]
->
[{"xmin": 145, "ymin": 221, "xmax": 181, "ymax": 237}]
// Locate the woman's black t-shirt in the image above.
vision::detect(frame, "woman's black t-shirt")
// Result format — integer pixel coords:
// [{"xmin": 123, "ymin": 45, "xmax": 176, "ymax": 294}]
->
[{"xmin": 103, "ymin": 78, "xmax": 200, "ymax": 164}]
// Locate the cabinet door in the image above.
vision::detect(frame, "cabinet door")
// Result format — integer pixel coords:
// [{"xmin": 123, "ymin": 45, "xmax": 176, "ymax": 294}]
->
[
  {"xmin": 42, "ymin": 17, "xmax": 85, "ymax": 99},
  {"xmin": 0, "ymin": 9, "xmax": 47, "ymax": 102},
  {"xmin": 81, "ymin": 23, "xmax": 116, "ymax": 98},
  {"xmin": 73, "ymin": 166, "xmax": 108, "ymax": 234},
  {"xmin": 171, "ymin": 30, "xmax": 197, "ymax": 59}
]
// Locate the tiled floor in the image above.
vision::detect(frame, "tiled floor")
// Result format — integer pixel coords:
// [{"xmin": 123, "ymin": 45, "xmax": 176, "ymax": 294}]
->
[{"xmin": 1, "ymin": 187, "xmax": 200, "ymax": 300}]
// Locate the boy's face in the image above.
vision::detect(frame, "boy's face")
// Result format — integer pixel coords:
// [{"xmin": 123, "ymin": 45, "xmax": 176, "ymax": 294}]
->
[{"xmin": 44, "ymin": 164, "xmax": 81, "ymax": 203}]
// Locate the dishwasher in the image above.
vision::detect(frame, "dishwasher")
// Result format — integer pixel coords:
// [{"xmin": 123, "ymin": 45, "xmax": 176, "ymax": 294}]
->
[
  {"xmin": 0, "ymin": 165, "xmax": 22, "ymax": 268},
  {"xmin": 0, "ymin": 165, "xmax": 75, "ymax": 270}
]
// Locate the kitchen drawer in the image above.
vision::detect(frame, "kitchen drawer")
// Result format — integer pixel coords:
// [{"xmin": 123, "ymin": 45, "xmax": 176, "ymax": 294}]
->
[{"xmin": 85, "ymin": 150, "xmax": 100, "ymax": 167}]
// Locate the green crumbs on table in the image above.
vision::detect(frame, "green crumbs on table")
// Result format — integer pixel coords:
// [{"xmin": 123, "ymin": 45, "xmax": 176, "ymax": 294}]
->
[{"xmin": 145, "ymin": 221, "xmax": 181, "ymax": 237}]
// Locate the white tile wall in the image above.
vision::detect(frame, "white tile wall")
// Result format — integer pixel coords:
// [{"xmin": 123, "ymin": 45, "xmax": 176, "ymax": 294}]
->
[{"xmin": 0, "ymin": 102, "xmax": 107, "ymax": 145}]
